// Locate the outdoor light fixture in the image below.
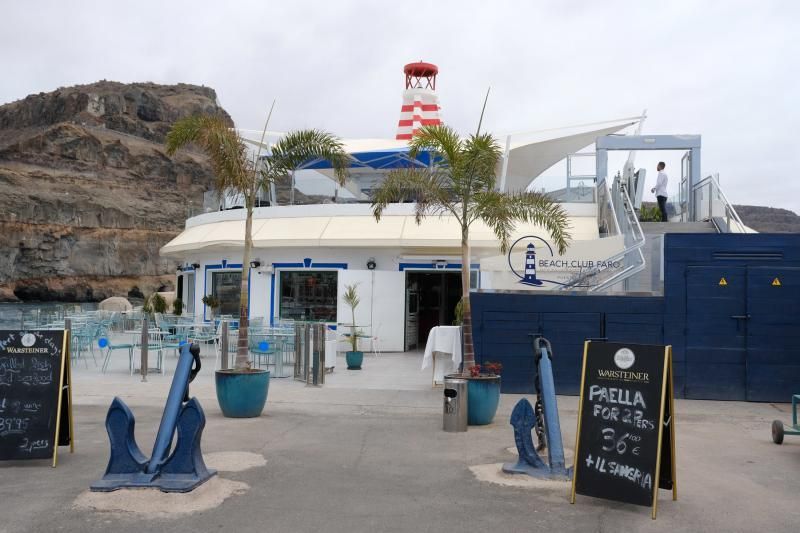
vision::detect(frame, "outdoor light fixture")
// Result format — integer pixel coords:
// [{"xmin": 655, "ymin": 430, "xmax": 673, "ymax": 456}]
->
[
  {"xmin": 366, "ymin": 258, "xmax": 377, "ymax": 270},
  {"xmin": 176, "ymin": 266, "xmax": 183, "ymax": 273},
  {"xmin": 433, "ymin": 259, "xmax": 448, "ymax": 269},
  {"xmin": 191, "ymin": 263, "xmax": 200, "ymax": 270},
  {"xmin": 250, "ymin": 260, "xmax": 262, "ymax": 269}
]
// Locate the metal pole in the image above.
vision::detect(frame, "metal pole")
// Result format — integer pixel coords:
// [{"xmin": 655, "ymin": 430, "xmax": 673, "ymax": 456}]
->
[
  {"xmin": 65, "ymin": 318, "xmax": 72, "ymax": 364},
  {"xmin": 141, "ymin": 316, "xmax": 148, "ymax": 382},
  {"xmin": 290, "ymin": 169, "xmax": 296, "ymax": 205},
  {"xmin": 311, "ymin": 323, "xmax": 325, "ymax": 386},
  {"xmin": 294, "ymin": 323, "xmax": 302, "ymax": 379},
  {"xmin": 498, "ymin": 134, "xmax": 511, "ymax": 191},
  {"xmin": 220, "ymin": 320, "xmax": 229, "ymax": 370},
  {"xmin": 303, "ymin": 323, "xmax": 311, "ymax": 384}
]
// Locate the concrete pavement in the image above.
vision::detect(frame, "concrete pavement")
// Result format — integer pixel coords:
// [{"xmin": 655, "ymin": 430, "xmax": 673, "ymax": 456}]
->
[{"xmin": 1, "ymin": 349, "xmax": 799, "ymax": 532}]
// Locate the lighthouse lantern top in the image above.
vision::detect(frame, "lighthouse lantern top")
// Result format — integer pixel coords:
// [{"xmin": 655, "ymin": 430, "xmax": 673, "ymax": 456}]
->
[{"xmin": 403, "ymin": 61, "xmax": 438, "ymax": 90}]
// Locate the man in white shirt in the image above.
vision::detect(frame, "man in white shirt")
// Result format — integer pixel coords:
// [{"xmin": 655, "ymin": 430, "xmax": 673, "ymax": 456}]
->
[{"xmin": 650, "ymin": 161, "xmax": 668, "ymax": 222}]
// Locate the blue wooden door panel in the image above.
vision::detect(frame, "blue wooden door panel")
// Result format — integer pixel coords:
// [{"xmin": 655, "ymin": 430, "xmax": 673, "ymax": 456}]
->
[
  {"xmin": 685, "ymin": 362, "xmax": 747, "ymax": 400},
  {"xmin": 746, "ymin": 365, "xmax": 800, "ymax": 402},
  {"xmin": 540, "ymin": 312, "xmax": 601, "ymax": 395},
  {"xmin": 606, "ymin": 314, "xmax": 663, "ymax": 345},
  {"xmin": 685, "ymin": 266, "xmax": 747, "ymax": 400},
  {"xmin": 478, "ymin": 311, "xmax": 541, "ymax": 394},
  {"xmin": 746, "ymin": 267, "xmax": 800, "ymax": 401}
]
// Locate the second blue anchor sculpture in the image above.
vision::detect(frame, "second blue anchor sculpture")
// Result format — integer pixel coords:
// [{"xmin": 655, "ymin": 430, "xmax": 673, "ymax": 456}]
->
[
  {"xmin": 90, "ymin": 343, "xmax": 216, "ymax": 492},
  {"xmin": 502, "ymin": 335, "xmax": 572, "ymax": 480}
]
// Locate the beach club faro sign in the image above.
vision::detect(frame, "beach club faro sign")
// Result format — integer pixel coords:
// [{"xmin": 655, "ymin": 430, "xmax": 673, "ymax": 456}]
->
[{"xmin": 507, "ymin": 236, "xmax": 623, "ymax": 288}]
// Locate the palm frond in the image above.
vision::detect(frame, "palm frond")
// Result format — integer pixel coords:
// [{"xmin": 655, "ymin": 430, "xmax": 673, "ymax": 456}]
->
[
  {"xmin": 462, "ymin": 132, "xmax": 502, "ymax": 192},
  {"xmin": 165, "ymin": 114, "xmax": 250, "ymax": 194},
  {"xmin": 265, "ymin": 129, "xmax": 350, "ymax": 186},
  {"xmin": 371, "ymin": 168, "xmax": 458, "ymax": 224},
  {"xmin": 509, "ymin": 192, "xmax": 572, "ymax": 254},
  {"xmin": 471, "ymin": 191, "xmax": 517, "ymax": 252},
  {"xmin": 407, "ymin": 124, "xmax": 463, "ymax": 169}
]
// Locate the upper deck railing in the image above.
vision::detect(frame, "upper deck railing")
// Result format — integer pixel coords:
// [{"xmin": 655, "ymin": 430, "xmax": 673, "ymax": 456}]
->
[
  {"xmin": 691, "ymin": 174, "xmax": 747, "ymax": 233},
  {"xmin": 558, "ymin": 176, "xmax": 646, "ymax": 291}
]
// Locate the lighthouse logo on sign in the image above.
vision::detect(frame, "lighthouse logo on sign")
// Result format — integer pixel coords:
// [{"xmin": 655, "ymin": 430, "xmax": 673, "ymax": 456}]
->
[
  {"xmin": 507, "ymin": 235, "xmax": 555, "ymax": 288},
  {"xmin": 521, "ymin": 243, "xmax": 544, "ymax": 286}
]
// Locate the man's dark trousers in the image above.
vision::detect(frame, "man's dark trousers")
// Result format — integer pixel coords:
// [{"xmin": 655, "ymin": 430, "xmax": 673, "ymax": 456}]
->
[{"xmin": 657, "ymin": 195, "xmax": 668, "ymax": 222}]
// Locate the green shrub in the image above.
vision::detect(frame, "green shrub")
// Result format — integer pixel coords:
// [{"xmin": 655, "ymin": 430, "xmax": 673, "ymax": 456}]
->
[
  {"xmin": 202, "ymin": 294, "xmax": 220, "ymax": 309},
  {"xmin": 151, "ymin": 293, "xmax": 167, "ymax": 314},
  {"xmin": 453, "ymin": 298, "xmax": 464, "ymax": 326},
  {"xmin": 639, "ymin": 204, "xmax": 662, "ymax": 222},
  {"xmin": 173, "ymin": 298, "xmax": 184, "ymax": 316}
]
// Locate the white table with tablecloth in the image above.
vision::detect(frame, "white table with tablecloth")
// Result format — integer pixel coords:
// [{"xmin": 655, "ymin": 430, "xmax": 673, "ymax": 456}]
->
[{"xmin": 421, "ymin": 325, "xmax": 462, "ymax": 385}]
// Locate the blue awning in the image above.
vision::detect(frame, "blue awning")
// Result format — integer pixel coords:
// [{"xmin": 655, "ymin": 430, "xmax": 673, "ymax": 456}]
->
[{"xmin": 299, "ymin": 147, "xmax": 434, "ymax": 171}]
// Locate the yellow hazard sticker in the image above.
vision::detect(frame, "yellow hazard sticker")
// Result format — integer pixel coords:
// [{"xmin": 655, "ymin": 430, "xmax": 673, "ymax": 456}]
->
[
  {"xmin": 772, "ymin": 277, "xmax": 781, "ymax": 287},
  {"xmin": 719, "ymin": 277, "xmax": 728, "ymax": 286}
]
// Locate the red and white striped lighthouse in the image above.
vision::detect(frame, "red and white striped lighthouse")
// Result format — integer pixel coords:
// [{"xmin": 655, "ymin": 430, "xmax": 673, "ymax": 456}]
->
[{"xmin": 395, "ymin": 61, "xmax": 442, "ymax": 140}]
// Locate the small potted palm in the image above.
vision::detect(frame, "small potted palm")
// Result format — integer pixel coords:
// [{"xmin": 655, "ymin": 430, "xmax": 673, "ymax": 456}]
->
[{"xmin": 342, "ymin": 284, "xmax": 363, "ymax": 370}]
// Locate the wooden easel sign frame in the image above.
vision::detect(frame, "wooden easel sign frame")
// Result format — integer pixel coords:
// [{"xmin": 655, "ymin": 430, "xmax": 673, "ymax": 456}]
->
[
  {"xmin": 570, "ymin": 341, "xmax": 677, "ymax": 519},
  {"xmin": 0, "ymin": 329, "xmax": 74, "ymax": 467}
]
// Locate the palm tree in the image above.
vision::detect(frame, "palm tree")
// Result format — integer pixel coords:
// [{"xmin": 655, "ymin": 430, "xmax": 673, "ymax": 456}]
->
[
  {"xmin": 166, "ymin": 114, "xmax": 349, "ymax": 370},
  {"xmin": 371, "ymin": 124, "xmax": 570, "ymax": 372}
]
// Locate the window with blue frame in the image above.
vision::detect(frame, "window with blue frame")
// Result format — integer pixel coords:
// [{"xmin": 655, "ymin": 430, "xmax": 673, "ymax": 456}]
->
[
  {"xmin": 279, "ymin": 271, "xmax": 338, "ymax": 321},
  {"xmin": 212, "ymin": 271, "xmax": 242, "ymax": 316}
]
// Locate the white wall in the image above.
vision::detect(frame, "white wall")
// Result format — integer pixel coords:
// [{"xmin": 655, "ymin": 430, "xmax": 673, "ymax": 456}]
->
[
  {"xmin": 181, "ymin": 241, "xmax": 620, "ymax": 352},
  {"xmin": 370, "ymin": 271, "xmax": 406, "ymax": 352},
  {"xmin": 337, "ymin": 269, "xmax": 373, "ymax": 330}
]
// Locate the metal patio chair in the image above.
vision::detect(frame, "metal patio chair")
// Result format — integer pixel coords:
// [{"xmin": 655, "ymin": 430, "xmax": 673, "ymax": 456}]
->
[{"xmin": 100, "ymin": 334, "xmax": 135, "ymax": 374}]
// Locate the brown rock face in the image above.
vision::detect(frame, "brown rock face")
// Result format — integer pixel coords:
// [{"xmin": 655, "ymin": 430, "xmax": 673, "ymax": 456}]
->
[{"xmin": 0, "ymin": 81, "xmax": 233, "ymax": 301}]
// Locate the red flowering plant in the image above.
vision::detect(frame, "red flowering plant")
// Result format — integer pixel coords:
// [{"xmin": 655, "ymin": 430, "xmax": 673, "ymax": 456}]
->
[{"xmin": 468, "ymin": 361, "xmax": 503, "ymax": 377}]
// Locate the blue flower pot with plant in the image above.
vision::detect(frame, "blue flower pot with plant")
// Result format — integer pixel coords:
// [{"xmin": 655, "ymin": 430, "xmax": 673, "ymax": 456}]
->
[{"xmin": 465, "ymin": 362, "xmax": 503, "ymax": 425}]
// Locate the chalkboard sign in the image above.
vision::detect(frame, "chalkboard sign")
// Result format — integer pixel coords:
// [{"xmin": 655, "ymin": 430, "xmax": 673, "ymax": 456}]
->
[
  {"xmin": 0, "ymin": 330, "xmax": 73, "ymax": 466},
  {"xmin": 570, "ymin": 341, "xmax": 676, "ymax": 519}
]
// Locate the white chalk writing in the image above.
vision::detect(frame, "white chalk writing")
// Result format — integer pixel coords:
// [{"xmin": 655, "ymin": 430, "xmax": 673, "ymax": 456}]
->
[
  {"xmin": 589, "ymin": 385, "xmax": 646, "ymax": 409},
  {"xmin": 584, "ymin": 453, "xmax": 652, "ymax": 489}
]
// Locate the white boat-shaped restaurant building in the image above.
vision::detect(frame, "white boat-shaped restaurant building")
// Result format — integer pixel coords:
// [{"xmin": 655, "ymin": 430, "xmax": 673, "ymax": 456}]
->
[{"xmin": 159, "ymin": 115, "xmax": 668, "ymax": 353}]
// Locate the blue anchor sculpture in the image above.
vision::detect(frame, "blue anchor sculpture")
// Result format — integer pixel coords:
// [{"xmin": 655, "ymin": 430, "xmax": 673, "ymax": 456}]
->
[
  {"xmin": 502, "ymin": 335, "xmax": 572, "ymax": 480},
  {"xmin": 90, "ymin": 343, "xmax": 216, "ymax": 492}
]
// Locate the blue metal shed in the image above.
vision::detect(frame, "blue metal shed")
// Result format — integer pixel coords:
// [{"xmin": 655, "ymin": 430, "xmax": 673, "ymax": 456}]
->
[{"xmin": 472, "ymin": 233, "xmax": 800, "ymax": 402}]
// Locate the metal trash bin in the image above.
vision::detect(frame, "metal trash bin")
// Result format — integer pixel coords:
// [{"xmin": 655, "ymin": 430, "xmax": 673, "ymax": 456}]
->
[{"xmin": 443, "ymin": 377, "xmax": 468, "ymax": 432}]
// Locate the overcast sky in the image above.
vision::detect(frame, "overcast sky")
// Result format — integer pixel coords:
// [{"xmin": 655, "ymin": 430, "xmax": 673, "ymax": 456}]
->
[{"xmin": 2, "ymin": 1, "xmax": 799, "ymax": 211}]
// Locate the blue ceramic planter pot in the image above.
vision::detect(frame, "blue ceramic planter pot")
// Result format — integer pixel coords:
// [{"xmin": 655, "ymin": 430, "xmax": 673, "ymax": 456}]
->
[
  {"xmin": 467, "ymin": 375, "xmax": 501, "ymax": 425},
  {"xmin": 215, "ymin": 369, "xmax": 270, "ymax": 418},
  {"xmin": 346, "ymin": 351, "xmax": 363, "ymax": 370}
]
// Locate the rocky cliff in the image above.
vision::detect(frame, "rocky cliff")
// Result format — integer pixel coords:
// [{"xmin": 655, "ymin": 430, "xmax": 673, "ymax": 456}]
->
[
  {"xmin": 0, "ymin": 81, "xmax": 232, "ymax": 302},
  {"xmin": 733, "ymin": 205, "xmax": 800, "ymax": 233}
]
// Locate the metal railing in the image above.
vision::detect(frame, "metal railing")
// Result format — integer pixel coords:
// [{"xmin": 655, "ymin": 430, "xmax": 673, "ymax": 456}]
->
[
  {"xmin": 559, "ymin": 178, "xmax": 646, "ymax": 291},
  {"xmin": 293, "ymin": 322, "xmax": 326, "ymax": 385},
  {"xmin": 692, "ymin": 174, "xmax": 747, "ymax": 233}
]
